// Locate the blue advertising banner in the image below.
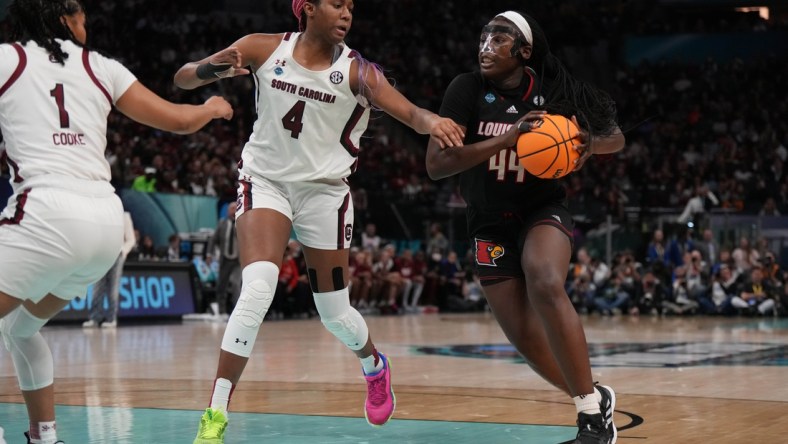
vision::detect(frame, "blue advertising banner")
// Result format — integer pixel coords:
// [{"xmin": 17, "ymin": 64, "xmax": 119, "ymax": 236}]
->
[{"xmin": 54, "ymin": 262, "xmax": 199, "ymax": 321}]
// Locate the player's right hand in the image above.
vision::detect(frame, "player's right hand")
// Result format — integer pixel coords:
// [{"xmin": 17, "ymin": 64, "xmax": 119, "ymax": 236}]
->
[
  {"xmin": 205, "ymin": 96, "xmax": 234, "ymax": 120},
  {"xmin": 503, "ymin": 110, "xmax": 546, "ymax": 147}
]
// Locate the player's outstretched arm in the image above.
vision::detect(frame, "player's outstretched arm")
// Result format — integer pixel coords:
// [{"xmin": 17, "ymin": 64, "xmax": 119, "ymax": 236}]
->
[
  {"xmin": 115, "ymin": 81, "xmax": 233, "ymax": 135},
  {"xmin": 358, "ymin": 64, "xmax": 464, "ymax": 149},
  {"xmin": 174, "ymin": 34, "xmax": 280, "ymax": 90},
  {"xmin": 425, "ymin": 111, "xmax": 545, "ymax": 180}
]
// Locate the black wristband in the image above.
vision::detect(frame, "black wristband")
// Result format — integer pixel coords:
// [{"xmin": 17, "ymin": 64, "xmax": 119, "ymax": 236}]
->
[{"xmin": 196, "ymin": 62, "xmax": 231, "ymax": 80}]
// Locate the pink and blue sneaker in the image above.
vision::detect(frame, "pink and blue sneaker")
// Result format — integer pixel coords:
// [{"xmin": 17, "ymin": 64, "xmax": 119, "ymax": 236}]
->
[{"xmin": 363, "ymin": 353, "xmax": 396, "ymax": 426}]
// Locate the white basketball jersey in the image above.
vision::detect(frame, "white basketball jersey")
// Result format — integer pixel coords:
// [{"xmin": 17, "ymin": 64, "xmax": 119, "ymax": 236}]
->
[
  {"xmin": 0, "ymin": 39, "xmax": 137, "ymax": 193},
  {"xmin": 241, "ymin": 32, "xmax": 370, "ymax": 182}
]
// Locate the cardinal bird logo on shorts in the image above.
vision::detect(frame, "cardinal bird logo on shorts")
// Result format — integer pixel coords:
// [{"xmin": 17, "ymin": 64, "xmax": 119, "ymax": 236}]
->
[{"xmin": 475, "ymin": 239, "xmax": 505, "ymax": 267}]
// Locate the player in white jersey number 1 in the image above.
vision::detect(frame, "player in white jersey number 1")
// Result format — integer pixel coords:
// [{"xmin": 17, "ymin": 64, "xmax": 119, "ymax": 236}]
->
[
  {"xmin": 0, "ymin": 1, "xmax": 233, "ymax": 444},
  {"xmin": 174, "ymin": 0, "xmax": 465, "ymax": 442}
]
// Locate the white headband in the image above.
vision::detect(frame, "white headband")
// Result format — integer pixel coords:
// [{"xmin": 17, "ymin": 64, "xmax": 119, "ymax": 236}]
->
[{"xmin": 496, "ymin": 11, "xmax": 533, "ymax": 46}]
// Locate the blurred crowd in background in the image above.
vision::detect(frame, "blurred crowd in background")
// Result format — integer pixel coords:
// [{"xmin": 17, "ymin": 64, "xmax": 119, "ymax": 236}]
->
[{"xmin": 2, "ymin": 0, "xmax": 787, "ymax": 317}]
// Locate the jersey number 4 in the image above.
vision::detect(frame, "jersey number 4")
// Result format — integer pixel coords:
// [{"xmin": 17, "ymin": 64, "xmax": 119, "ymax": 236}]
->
[
  {"xmin": 281, "ymin": 100, "xmax": 306, "ymax": 139},
  {"xmin": 49, "ymin": 83, "xmax": 70, "ymax": 128}
]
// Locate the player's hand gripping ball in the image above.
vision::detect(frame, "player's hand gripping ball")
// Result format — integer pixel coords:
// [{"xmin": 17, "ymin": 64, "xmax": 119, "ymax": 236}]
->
[{"xmin": 516, "ymin": 114, "xmax": 581, "ymax": 179}]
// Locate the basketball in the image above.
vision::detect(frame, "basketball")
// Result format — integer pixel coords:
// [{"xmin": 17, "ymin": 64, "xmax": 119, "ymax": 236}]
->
[{"xmin": 516, "ymin": 114, "xmax": 581, "ymax": 179}]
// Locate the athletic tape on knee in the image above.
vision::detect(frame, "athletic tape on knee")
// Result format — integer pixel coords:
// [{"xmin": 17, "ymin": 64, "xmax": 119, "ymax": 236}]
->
[
  {"xmin": 314, "ymin": 288, "xmax": 369, "ymax": 351},
  {"xmin": 0, "ymin": 307, "xmax": 53, "ymax": 391},
  {"xmin": 221, "ymin": 261, "xmax": 279, "ymax": 357}
]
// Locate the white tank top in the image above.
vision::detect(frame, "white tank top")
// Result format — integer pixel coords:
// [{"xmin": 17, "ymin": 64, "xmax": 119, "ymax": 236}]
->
[
  {"xmin": 0, "ymin": 39, "xmax": 137, "ymax": 194},
  {"xmin": 241, "ymin": 32, "xmax": 370, "ymax": 182}
]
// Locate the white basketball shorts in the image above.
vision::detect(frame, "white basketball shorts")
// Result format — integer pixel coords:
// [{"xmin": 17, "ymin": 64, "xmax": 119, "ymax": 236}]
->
[
  {"xmin": 236, "ymin": 174, "xmax": 353, "ymax": 250},
  {"xmin": 0, "ymin": 182, "xmax": 124, "ymax": 303}
]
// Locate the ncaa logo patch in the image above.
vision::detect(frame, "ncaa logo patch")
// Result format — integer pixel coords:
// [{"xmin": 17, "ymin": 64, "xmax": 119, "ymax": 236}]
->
[
  {"xmin": 485, "ymin": 93, "xmax": 496, "ymax": 103},
  {"xmin": 475, "ymin": 239, "xmax": 505, "ymax": 267},
  {"xmin": 533, "ymin": 95, "xmax": 545, "ymax": 106},
  {"xmin": 274, "ymin": 67, "xmax": 284, "ymax": 76},
  {"xmin": 330, "ymin": 71, "xmax": 344, "ymax": 84}
]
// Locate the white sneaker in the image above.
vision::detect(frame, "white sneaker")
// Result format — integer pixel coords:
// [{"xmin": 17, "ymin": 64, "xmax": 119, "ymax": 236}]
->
[
  {"xmin": 0, "ymin": 426, "xmax": 7, "ymax": 444},
  {"xmin": 82, "ymin": 320, "xmax": 98, "ymax": 328},
  {"xmin": 101, "ymin": 320, "xmax": 117, "ymax": 329}
]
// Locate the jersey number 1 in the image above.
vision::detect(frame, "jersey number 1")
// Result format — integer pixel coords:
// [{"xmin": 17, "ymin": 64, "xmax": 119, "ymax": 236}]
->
[
  {"xmin": 281, "ymin": 100, "xmax": 305, "ymax": 139},
  {"xmin": 49, "ymin": 83, "xmax": 70, "ymax": 128}
]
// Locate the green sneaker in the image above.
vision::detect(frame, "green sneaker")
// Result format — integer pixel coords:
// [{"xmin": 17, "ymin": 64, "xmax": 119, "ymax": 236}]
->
[{"xmin": 193, "ymin": 408, "xmax": 228, "ymax": 444}]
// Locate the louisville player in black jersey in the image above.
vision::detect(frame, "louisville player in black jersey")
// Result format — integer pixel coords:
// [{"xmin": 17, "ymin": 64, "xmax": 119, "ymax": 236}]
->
[{"xmin": 426, "ymin": 10, "xmax": 625, "ymax": 444}]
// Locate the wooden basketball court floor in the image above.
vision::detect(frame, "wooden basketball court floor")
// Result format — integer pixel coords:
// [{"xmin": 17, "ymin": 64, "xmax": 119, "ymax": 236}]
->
[{"xmin": 1, "ymin": 313, "xmax": 787, "ymax": 443}]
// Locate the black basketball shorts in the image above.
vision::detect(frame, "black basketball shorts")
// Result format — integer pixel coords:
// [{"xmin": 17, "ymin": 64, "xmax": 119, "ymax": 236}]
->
[{"xmin": 471, "ymin": 202, "xmax": 574, "ymax": 286}]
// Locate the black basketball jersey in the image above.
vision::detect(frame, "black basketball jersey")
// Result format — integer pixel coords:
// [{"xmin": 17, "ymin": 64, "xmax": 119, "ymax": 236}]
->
[{"xmin": 439, "ymin": 69, "xmax": 566, "ymax": 235}]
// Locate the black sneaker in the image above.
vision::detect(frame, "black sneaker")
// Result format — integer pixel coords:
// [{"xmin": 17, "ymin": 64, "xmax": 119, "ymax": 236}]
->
[
  {"xmin": 597, "ymin": 385, "xmax": 617, "ymax": 443},
  {"xmin": 24, "ymin": 431, "xmax": 65, "ymax": 444},
  {"xmin": 574, "ymin": 412, "xmax": 610, "ymax": 444}
]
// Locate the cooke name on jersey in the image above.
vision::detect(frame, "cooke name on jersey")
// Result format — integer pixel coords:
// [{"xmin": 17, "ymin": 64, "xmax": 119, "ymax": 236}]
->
[
  {"xmin": 270, "ymin": 79, "xmax": 337, "ymax": 104},
  {"xmin": 52, "ymin": 131, "xmax": 87, "ymax": 146}
]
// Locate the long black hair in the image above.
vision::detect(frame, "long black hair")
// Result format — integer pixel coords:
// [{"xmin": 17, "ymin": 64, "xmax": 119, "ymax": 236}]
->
[
  {"xmin": 518, "ymin": 11, "xmax": 619, "ymax": 138},
  {"xmin": 7, "ymin": 0, "xmax": 84, "ymax": 65}
]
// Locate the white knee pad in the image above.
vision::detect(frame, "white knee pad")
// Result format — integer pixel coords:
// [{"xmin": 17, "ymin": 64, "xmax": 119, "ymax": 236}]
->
[
  {"xmin": 221, "ymin": 261, "xmax": 279, "ymax": 357},
  {"xmin": 314, "ymin": 288, "xmax": 369, "ymax": 351},
  {"xmin": 0, "ymin": 306, "xmax": 53, "ymax": 391}
]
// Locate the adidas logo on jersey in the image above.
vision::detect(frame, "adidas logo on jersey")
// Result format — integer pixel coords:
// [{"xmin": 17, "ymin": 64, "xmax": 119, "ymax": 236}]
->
[{"xmin": 506, "ymin": 105, "xmax": 518, "ymax": 114}]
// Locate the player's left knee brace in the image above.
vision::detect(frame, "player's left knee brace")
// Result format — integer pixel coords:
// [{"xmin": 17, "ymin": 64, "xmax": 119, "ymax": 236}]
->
[
  {"xmin": 0, "ymin": 306, "xmax": 53, "ymax": 391},
  {"xmin": 314, "ymin": 287, "xmax": 369, "ymax": 351}
]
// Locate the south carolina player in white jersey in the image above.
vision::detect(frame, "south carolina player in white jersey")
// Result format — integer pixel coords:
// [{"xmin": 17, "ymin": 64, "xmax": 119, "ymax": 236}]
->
[
  {"xmin": 0, "ymin": 1, "xmax": 233, "ymax": 444},
  {"xmin": 174, "ymin": 1, "xmax": 464, "ymax": 442}
]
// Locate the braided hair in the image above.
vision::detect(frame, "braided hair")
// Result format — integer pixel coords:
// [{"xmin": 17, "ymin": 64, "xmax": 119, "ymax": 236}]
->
[
  {"xmin": 518, "ymin": 11, "xmax": 619, "ymax": 138},
  {"xmin": 7, "ymin": 0, "xmax": 84, "ymax": 65}
]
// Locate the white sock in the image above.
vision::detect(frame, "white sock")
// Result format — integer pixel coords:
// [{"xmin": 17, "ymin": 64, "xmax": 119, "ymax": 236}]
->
[
  {"xmin": 594, "ymin": 386, "xmax": 602, "ymax": 404},
  {"xmin": 360, "ymin": 353, "xmax": 383, "ymax": 375},
  {"xmin": 210, "ymin": 378, "xmax": 233, "ymax": 413},
  {"xmin": 29, "ymin": 421, "xmax": 57, "ymax": 444},
  {"xmin": 574, "ymin": 392, "xmax": 601, "ymax": 415}
]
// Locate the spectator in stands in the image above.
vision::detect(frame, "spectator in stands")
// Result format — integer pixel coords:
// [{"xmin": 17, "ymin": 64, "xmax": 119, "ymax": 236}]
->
[
  {"xmin": 207, "ymin": 203, "xmax": 240, "ymax": 316},
  {"xmin": 131, "ymin": 166, "xmax": 157, "ymax": 192},
  {"xmin": 270, "ymin": 245, "xmax": 303, "ymax": 319},
  {"xmin": 664, "ymin": 266, "xmax": 700, "ymax": 315},
  {"xmin": 667, "ymin": 225, "xmax": 695, "ymax": 267},
  {"xmin": 614, "ymin": 251, "xmax": 642, "ymax": 304},
  {"xmin": 568, "ymin": 272, "xmax": 596, "ymax": 315},
  {"xmin": 372, "ymin": 245, "xmax": 403, "ymax": 313},
  {"xmin": 137, "ymin": 234, "xmax": 158, "ymax": 261},
  {"xmin": 83, "ymin": 212, "xmax": 136, "ymax": 329},
  {"xmin": 166, "ymin": 234, "xmax": 184, "ymax": 262},
  {"xmin": 349, "ymin": 249, "xmax": 373, "ymax": 312},
  {"xmin": 630, "ymin": 271, "xmax": 666, "ymax": 316},
  {"xmin": 684, "ymin": 249, "xmax": 710, "ymax": 301},
  {"xmin": 732, "ymin": 236, "xmax": 760, "ymax": 272},
  {"xmin": 759, "ymin": 197, "xmax": 781, "ymax": 216},
  {"xmin": 695, "ymin": 228, "xmax": 720, "ymax": 267},
  {"xmin": 594, "ymin": 274, "xmax": 631, "ymax": 315},
  {"xmin": 731, "ymin": 266, "xmax": 776, "ymax": 315},
  {"xmin": 404, "ymin": 249, "xmax": 428, "ymax": 312},
  {"xmin": 699, "ymin": 264, "xmax": 738, "ymax": 315},
  {"xmin": 677, "ymin": 184, "xmax": 719, "ymax": 228},
  {"xmin": 645, "ymin": 229, "xmax": 669, "ymax": 266},
  {"xmin": 361, "ymin": 223, "xmax": 382, "ymax": 251},
  {"xmin": 437, "ymin": 250, "xmax": 464, "ymax": 310},
  {"xmin": 426, "ymin": 222, "xmax": 449, "ymax": 260}
]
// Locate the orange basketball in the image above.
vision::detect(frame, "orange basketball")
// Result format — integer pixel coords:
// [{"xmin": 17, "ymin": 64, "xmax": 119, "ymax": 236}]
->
[{"xmin": 516, "ymin": 114, "xmax": 581, "ymax": 179}]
